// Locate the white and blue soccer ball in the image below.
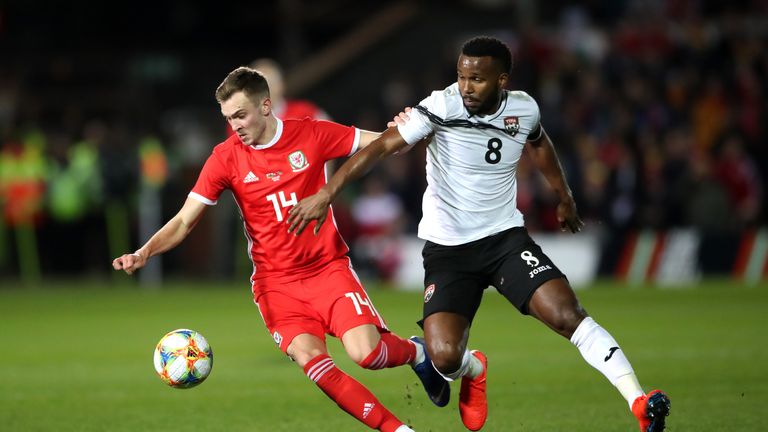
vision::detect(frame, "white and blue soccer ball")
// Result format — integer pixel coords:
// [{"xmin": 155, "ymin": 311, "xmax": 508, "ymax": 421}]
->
[{"xmin": 153, "ymin": 329, "xmax": 213, "ymax": 388}]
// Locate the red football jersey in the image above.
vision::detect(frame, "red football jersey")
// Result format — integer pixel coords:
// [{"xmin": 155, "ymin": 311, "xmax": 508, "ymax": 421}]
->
[{"xmin": 190, "ymin": 118, "xmax": 360, "ymax": 286}]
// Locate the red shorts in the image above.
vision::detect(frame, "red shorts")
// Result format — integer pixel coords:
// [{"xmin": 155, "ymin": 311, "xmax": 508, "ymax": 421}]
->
[{"xmin": 253, "ymin": 259, "xmax": 388, "ymax": 354}]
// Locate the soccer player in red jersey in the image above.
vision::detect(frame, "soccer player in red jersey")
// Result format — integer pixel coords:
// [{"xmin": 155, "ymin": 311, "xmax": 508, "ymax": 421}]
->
[{"xmin": 112, "ymin": 67, "xmax": 448, "ymax": 432}]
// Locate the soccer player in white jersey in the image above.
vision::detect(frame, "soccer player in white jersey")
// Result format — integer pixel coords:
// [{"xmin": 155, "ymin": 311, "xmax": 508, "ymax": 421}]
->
[{"xmin": 287, "ymin": 36, "xmax": 671, "ymax": 431}]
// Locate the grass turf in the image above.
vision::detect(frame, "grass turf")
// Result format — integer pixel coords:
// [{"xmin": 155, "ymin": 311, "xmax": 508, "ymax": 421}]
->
[{"xmin": 1, "ymin": 279, "xmax": 766, "ymax": 431}]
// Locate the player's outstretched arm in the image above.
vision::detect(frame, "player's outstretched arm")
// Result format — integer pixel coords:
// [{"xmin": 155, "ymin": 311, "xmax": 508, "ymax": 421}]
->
[
  {"xmin": 287, "ymin": 127, "xmax": 409, "ymax": 235},
  {"xmin": 112, "ymin": 198, "xmax": 207, "ymax": 274},
  {"xmin": 357, "ymin": 130, "xmax": 382, "ymax": 150},
  {"xmin": 525, "ymin": 129, "xmax": 584, "ymax": 233}
]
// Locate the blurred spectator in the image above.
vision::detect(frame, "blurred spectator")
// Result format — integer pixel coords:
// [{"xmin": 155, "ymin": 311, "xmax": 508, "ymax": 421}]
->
[
  {"xmin": 99, "ymin": 128, "xmax": 139, "ymax": 276},
  {"xmin": 350, "ymin": 175, "xmax": 405, "ymax": 282},
  {"xmin": 661, "ymin": 127, "xmax": 694, "ymax": 226},
  {"xmin": 48, "ymin": 121, "xmax": 103, "ymax": 222},
  {"xmin": 0, "ymin": 129, "xmax": 48, "ymax": 227},
  {"xmin": 692, "ymin": 75, "xmax": 729, "ymax": 152},
  {"xmin": 713, "ymin": 133, "xmax": 762, "ymax": 226},
  {"xmin": 0, "ymin": 128, "xmax": 48, "ymax": 281},
  {"xmin": 685, "ymin": 153, "xmax": 732, "ymax": 233},
  {"xmin": 42, "ymin": 121, "xmax": 110, "ymax": 275},
  {"xmin": 250, "ymin": 58, "xmax": 330, "ymax": 121}
]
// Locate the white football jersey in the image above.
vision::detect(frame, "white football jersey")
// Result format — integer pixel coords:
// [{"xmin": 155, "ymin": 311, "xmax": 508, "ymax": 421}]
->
[{"xmin": 397, "ymin": 82, "xmax": 542, "ymax": 246}]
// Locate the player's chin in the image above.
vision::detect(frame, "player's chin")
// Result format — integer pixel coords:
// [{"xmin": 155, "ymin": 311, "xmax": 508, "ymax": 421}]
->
[{"xmin": 463, "ymin": 103, "xmax": 480, "ymax": 114}]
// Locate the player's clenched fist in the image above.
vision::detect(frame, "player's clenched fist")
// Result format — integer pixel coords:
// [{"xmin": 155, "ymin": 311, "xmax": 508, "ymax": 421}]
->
[
  {"xmin": 556, "ymin": 197, "xmax": 584, "ymax": 234},
  {"xmin": 112, "ymin": 252, "xmax": 147, "ymax": 275}
]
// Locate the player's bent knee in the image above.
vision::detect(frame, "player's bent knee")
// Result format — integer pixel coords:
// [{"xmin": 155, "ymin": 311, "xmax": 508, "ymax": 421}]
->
[
  {"xmin": 287, "ymin": 335, "xmax": 328, "ymax": 368},
  {"xmin": 341, "ymin": 324, "xmax": 381, "ymax": 367},
  {"xmin": 552, "ymin": 308, "xmax": 588, "ymax": 338},
  {"xmin": 348, "ymin": 339, "xmax": 381, "ymax": 368},
  {"xmin": 432, "ymin": 356, "xmax": 462, "ymax": 375},
  {"xmin": 291, "ymin": 347, "xmax": 327, "ymax": 368},
  {"xmin": 348, "ymin": 346, "xmax": 375, "ymax": 366},
  {"xmin": 428, "ymin": 343, "xmax": 464, "ymax": 374}
]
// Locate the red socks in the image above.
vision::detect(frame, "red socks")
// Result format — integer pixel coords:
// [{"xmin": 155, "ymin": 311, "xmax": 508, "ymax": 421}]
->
[
  {"xmin": 359, "ymin": 333, "xmax": 416, "ymax": 370},
  {"xmin": 304, "ymin": 354, "xmax": 403, "ymax": 432}
]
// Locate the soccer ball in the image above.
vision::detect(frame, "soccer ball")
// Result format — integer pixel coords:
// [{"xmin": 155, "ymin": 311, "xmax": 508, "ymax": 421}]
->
[{"xmin": 153, "ymin": 329, "xmax": 213, "ymax": 389}]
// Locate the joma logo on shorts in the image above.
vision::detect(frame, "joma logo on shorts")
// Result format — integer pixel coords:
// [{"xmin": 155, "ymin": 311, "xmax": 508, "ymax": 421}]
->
[{"xmin": 529, "ymin": 265, "xmax": 552, "ymax": 278}]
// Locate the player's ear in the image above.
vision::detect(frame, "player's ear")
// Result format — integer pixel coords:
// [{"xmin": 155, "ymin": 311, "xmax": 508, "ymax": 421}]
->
[
  {"xmin": 260, "ymin": 97, "xmax": 272, "ymax": 116},
  {"xmin": 498, "ymin": 72, "xmax": 509, "ymax": 89}
]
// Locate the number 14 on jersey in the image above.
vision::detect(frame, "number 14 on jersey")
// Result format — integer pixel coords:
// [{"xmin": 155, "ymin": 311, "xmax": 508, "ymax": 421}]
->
[{"xmin": 266, "ymin": 191, "xmax": 297, "ymax": 222}]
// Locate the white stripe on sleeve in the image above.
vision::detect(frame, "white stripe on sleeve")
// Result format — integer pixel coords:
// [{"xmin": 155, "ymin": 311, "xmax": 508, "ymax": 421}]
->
[
  {"xmin": 188, "ymin": 192, "xmax": 217, "ymax": 206},
  {"xmin": 348, "ymin": 128, "xmax": 361, "ymax": 156}
]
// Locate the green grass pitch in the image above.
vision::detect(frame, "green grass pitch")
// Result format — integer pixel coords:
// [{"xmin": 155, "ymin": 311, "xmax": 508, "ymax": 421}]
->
[{"xmin": 1, "ymin": 279, "xmax": 766, "ymax": 431}]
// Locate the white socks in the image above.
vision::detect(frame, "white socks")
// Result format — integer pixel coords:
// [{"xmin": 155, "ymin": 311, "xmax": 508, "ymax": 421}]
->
[
  {"xmin": 410, "ymin": 340, "xmax": 425, "ymax": 366},
  {"xmin": 438, "ymin": 349, "xmax": 484, "ymax": 381},
  {"xmin": 570, "ymin": 317, "xmax": 644, "ymax": 407},
  {"xmin": 466, "ymin": 351, "xmax": 484, "ymax": 379},
  {"xmin": 615, "ymin": 374, "xmax": 645, "ymax": 408},
  {"xmin": 395, "ymin": 425, "xmax": 415, "ymax": 432}
]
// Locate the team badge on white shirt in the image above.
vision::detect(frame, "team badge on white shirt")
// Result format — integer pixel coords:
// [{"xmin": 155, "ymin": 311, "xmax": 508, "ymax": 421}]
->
[{"xmin": 503, "ymin": 116, "xmax": 520, "ymax": 136}]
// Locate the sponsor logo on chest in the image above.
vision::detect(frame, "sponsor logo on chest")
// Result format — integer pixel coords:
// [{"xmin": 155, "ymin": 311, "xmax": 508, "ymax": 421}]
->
[{"xmin": 266, "ymin": 170, "xmax": 283, "ymax": 182}]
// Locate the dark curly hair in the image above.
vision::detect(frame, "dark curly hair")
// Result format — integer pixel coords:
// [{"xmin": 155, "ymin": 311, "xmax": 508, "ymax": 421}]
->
[{"xmin": 461, "ymin": 36, "xmax": 513, "ymax": 73}]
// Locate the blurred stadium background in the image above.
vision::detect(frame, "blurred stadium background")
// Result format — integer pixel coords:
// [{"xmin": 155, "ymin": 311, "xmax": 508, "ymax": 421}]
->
[
  {"xmin": 1, "ymin": 0, "xmax": 766, "ymax": 287},
  {"xmin": 1, "ymin": 1, "xmax": 767, "ymax": 431}
]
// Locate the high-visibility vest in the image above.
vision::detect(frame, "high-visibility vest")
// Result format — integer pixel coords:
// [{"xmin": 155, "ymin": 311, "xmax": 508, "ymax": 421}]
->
[
  {"xmin": 0, "ymin": 137, "xmax": 48, "ymax": 225},
  {"xmin": 48, "ymin": 140, "xmax": 102, "ymax": 222},
  {"xmin": 139, "ymin": 136, "xmax": 168, "ymax": 188}
]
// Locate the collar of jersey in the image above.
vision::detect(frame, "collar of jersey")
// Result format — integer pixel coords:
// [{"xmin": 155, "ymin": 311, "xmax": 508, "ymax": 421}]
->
[{"xmin": 249, "ymin": 118, "xmax": 283, "ymax": 150}]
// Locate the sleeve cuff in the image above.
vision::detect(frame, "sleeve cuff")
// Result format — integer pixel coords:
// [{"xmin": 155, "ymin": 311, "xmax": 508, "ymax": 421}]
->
[
  {"xmin": 188, "ymin": 192, "xmax": 217, "ymax": 206},
  {"xmin": 348, "ymin": 128, "xmax": 361, "ymax": 156},
  {"xmin": 527, "ymin": 123, "xmax": 543, "ymax": 142}
]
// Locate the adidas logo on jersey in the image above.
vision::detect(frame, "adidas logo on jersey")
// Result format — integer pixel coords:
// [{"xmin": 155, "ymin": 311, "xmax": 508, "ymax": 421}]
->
[
  {"xmin": 243, "ymin": 171, "xmax": 259, "ymax": 183},
  {"xmin": 362, "ymin": 402, "xmax": 375, "ymax": 419}
]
